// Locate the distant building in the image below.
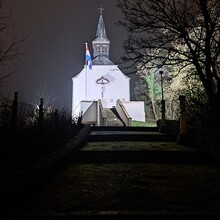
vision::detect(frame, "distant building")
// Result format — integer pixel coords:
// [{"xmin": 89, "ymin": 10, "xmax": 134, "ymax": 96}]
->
[{"xmin": 72, "ymin": 7, "xmax": 145, "ymax": 125}]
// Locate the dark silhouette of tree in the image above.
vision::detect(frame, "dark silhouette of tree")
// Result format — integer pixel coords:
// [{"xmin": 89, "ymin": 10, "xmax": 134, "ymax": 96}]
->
[
  {"xmin": 0, "ymin": 0, "xmax": 26, "ymax": 96},
  {"xmin": 117, "ymin": 0, "xmax": 220, "ymax": 129}
]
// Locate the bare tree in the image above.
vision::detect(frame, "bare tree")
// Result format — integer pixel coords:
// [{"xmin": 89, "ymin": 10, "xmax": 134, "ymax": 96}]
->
[
  {"xmin": 0, "ymin": 0, "xmax": 26, "ymax": 96},
  {"xmin": 117, "ymin": 0, "xmax": 220, "ymax": 129},
  {"xmin": 34, "ymin": 81, "xmax": 57, "ymax": 109}
]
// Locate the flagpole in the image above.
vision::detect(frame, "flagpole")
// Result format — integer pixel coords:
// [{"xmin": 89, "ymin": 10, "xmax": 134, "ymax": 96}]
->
[{"xmin": 85, "ymin": 43, "xmax": 88, "ymax": 100}]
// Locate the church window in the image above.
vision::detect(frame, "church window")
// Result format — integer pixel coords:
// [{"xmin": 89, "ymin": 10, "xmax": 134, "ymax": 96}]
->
[
  {"xmin": 96, "ymin": 45, "xmax": 100, "ymax": 52},
  {"xmin": 103, "ymin": 45, "xmax": 107, "ymax": 52}
]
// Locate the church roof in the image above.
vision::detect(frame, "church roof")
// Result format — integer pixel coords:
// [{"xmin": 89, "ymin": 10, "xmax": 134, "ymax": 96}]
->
[
  {"xmin": 93, "ymin": 55, "xmax": 114, "ymax": 65},
  {"xmin": 94, "ymin": 13, "xmax": 109, "ymax": 42},
  {"xmin": 93, "ymin": 36, "xmax": 110, "ymax": 43}
]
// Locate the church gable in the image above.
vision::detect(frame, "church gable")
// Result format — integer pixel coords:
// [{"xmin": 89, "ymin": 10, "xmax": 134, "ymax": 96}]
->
[
  {"xmin": 88, "ymin": 66, "xmax": 130, "ymax": 106},
  {"xmin": 93, "ymin": 55, "xmax": 114, "ymax": 65}
]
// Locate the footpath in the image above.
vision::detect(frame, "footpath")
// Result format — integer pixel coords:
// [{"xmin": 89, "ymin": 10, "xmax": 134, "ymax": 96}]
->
[{"xmin": 4, "ymin": 126, "xmax": 220, "ymax": 219}]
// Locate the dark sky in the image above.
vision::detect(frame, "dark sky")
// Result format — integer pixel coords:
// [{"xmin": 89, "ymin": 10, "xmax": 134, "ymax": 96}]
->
[{"xmin": 6, "ymin": 0, "xmax": 127, "ymax": 112}]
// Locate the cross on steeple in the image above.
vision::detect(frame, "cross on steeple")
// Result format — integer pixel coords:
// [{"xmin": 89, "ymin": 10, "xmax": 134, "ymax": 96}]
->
[{"xmin": 98, "ymin": 5, "xmax": 104, "ymax": 15}]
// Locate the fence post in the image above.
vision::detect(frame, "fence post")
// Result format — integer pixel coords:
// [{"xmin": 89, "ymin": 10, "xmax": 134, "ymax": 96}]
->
[
  {"xmin": 179, "ymin": 95, "xmax": 187, "ymax": 135},
  {"xmin": 54, "ymin": 109, "xmax": 59, "ymax": 126},
  {"xmin": 178, "ymin": 95, "xmax": 188, "ymax": 144},
  {"xmin": 11, "ymin": 91, "xmax": 18, "ymax": 130},
  {"xmin": 38, "ymin": 98, "xmax": 44, "ymax": 128},
  {"xmin": 159, "ymin": 99, "xmax": 166, "ymax": 132}
]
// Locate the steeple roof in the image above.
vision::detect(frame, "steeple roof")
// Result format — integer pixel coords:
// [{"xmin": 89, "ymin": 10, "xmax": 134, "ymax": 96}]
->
[
  {"xmin": 93, "ymin": 6, "xmax": 110, "ymax": 43},
  {"xmin": 92, "ymin": 6, "xmax": 111, "ymax": 62}
]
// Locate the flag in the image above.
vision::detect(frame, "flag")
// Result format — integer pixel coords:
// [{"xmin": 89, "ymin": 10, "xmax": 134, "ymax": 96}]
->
[{"xmin": 85, "ymin": 43, "xmax": 92, "ymax": 70}]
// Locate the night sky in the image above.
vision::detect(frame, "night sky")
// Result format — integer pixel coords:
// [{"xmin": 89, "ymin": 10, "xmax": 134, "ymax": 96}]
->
[{"xmin": 6, "ymin": 0, "xmax": 127, "ymax": 112}]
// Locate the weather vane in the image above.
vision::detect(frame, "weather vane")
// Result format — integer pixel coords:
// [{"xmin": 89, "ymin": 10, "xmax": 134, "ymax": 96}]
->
[{"xmin": 98, "ymin": 5, "xmax": 104, "ymax": 15}]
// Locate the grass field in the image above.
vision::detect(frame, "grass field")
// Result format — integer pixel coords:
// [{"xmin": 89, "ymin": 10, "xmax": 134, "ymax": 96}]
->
[
  {"xmin": 131, "ymin": 120, "xmax": 157, "ymax": 127},
  {"xmin": 19, "ymin": 162, "xmax": 220, "ymax": 215}
]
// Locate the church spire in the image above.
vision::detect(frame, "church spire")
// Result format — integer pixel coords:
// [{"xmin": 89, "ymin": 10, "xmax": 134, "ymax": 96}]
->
[
  {"xmin": 92, "ymin": 6, "xmax": 110, "ymax": 59},
  {"xmin": 96, "ymin": 6, "xmax": 107, "ymax": 38}
]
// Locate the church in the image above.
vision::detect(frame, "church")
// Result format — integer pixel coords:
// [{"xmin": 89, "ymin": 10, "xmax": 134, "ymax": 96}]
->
[{"xmin": 72, "ymin": 7, "xmax": 145, "ymax": 126}]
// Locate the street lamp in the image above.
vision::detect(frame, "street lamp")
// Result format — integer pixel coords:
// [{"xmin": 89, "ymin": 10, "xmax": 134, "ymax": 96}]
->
[
  {"xmin": 159, "ymin": 70, "xmax": 166, "ymax": 132},
  {"xmin": 159, "ymin": 70, "xmax": 164, "ymax": 100}
]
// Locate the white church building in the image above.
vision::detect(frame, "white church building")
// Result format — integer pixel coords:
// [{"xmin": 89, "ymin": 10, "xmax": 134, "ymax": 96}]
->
[{"xmin": 72, "ymin": 7, "xmax": 145, "ymax": 126}]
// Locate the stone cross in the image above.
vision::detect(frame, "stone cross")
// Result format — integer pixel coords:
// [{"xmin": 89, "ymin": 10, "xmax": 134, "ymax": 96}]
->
[{"xmin": 96, "ymin": 76, "xmax": 109, "ymax": 98}]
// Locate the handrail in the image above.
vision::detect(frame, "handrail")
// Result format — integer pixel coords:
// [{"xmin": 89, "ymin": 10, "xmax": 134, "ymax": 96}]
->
[
  {"xmin": 98, "ymin": 99, "xmax": 107, "ymax": 126},
  {"xmin": 81, "ymin": 101, "xmax": 97, "ymax": 125},
  {"xmin": 116, "ymin": 99, "xmax": 132, "ymax": 126}
]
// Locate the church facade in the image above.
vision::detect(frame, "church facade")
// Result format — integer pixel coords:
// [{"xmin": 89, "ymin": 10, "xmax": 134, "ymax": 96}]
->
[{"xmin": 72, "ymin": 7, "xmax": 145, "ymax": 123}]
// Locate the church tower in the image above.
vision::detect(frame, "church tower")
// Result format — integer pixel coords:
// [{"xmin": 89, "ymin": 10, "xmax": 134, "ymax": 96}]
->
[
  {"xmin": 72, "ymin": 6, "xmax": 145, "ymax": 124},
  {"xmin": 72, "ymin": 6, "xmax": 131, "ymax": 116},
  {"xmin": 92, "ymin": 6, "xmax": 110, "ymax": 59}
]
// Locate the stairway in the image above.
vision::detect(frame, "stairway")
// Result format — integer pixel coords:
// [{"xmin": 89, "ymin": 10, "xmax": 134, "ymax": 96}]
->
[
  {"xmin": 76, "ymin": 126, "xmax": 213, "ymax": 164},
  {"xmin": 103, "ymin": 108, "xmax": 125, "ymax": 126},
  {"xmin": 11, "ymin": 125, "xmax": 219, "ymax": 219}
]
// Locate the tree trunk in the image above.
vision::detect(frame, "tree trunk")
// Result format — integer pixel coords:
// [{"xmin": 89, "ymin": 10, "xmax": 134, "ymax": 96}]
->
[
  {"xmin": 151, "ymin": 98, "xmax": 158, "ymax": 121},
  {"xmin": 208, "ymin": 93, "xmax": 220, "ymax": 131}
]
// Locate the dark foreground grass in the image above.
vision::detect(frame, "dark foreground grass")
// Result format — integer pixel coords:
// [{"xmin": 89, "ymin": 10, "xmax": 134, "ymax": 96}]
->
[{"xmin": 15, "ymin": 162, "xmax": 220, "ymax": 215}]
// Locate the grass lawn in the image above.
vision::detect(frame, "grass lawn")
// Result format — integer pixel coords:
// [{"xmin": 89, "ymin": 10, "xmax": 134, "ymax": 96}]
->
[
  {"xmin": 18, "ymin": 163, "xmax": 220, "ymax": 215},
  {"xmin": 131, "ymin": 120, "xmax": 157, "ymax": 127}
]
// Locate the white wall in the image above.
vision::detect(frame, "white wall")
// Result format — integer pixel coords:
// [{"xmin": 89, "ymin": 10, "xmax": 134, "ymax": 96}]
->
[
  {"xmin": 72, "ymin": 70, "xmax": 86, "ymax": 118},
  {"xmin": 81, "ymin": 101, "xmax": 98, "ymax": 125},
  {"xmin": 122, "ymin": 101, "xmax": 145, "ymax": 122},
  {"xmin": 72, "ymin": 65, "xmax": 131, "ymax": 116}
]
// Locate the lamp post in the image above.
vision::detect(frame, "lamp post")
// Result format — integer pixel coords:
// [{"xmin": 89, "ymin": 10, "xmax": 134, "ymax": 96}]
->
[
  {"xmin": 159, "ymin": 70, "xmax": 166, "ymax": 132},
  {"xmin": 159, "ymin": 70, "xmax": 164, "ymax": 101}
]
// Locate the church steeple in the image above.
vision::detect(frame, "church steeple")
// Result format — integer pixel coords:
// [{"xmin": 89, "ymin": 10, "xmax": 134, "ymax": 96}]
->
[{"xmin": 92, "ymin": 6, "xmax": 110, "ymax": 59}]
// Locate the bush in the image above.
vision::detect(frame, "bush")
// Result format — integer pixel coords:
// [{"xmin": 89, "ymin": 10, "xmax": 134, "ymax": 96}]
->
[{"xmin": 0, "ymin": 98, "xmax": 82, "ymax": 176}]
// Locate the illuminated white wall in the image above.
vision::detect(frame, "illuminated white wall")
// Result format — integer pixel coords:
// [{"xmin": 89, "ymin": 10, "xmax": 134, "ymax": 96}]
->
[
  {"xmin": 122, "ymin": 101, "xmax": 145, "ymax": 122},
  {"xmin": 72, "ymin": 70, "xmax": 86, "ymax": 118},
  {"xmin": 72, "ymin": 64, "xmax": 130, "ymax": 116}
]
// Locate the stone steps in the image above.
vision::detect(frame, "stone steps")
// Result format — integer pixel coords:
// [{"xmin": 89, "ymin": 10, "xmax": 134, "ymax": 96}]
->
[
  {"xmin": 78, "ymin": 126, "xmax": 214, "ymax": 165},
  {"xmin": 103, "ymin": 108, "xmax": 125, "ymax": 126},
  {"xmin": 89, "ymin": 126, "xmax": 176, "ymax": 142},
  {"xmin": 7, "ymin": 125, "xmax": 219, "ymax": 219},
  {"xmin": 74, "ymin": 149, "xmax": 213, "ymax": 165}
]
